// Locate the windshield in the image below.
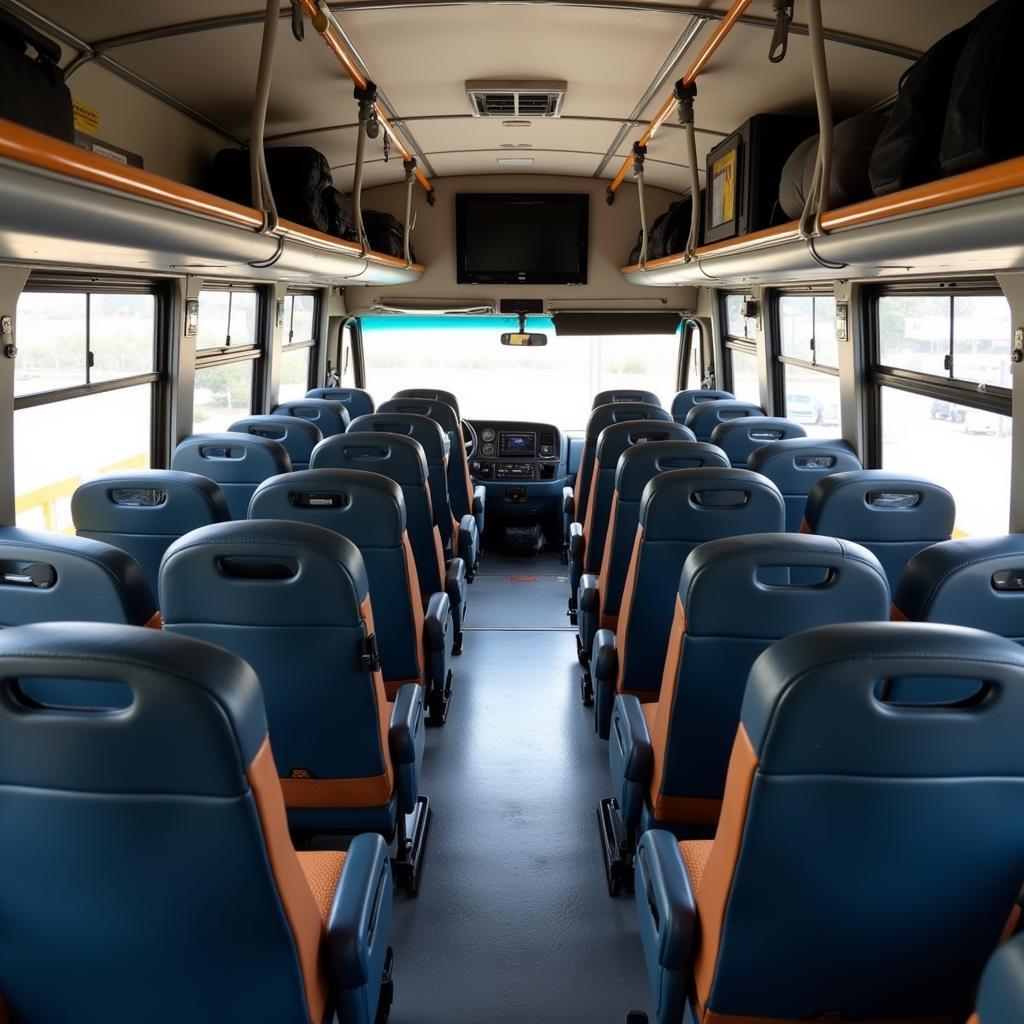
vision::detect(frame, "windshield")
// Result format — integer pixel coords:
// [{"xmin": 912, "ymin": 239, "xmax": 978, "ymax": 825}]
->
[{"xmin": 359, "ymin": 315, "xmax": 681, "ymax": 429}]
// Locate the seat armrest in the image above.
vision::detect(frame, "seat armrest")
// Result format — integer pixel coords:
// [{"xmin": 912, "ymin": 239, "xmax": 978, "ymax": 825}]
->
[
  {"xmin": 389, "ymin": 684, "xmax": 425, "ymax": 813},
  {"xmin": 609, "ymin": 694, "xmax": 653, "ymax": 834},
  {"xmin": 568, "ymin": 521, "xmax": 586, "ymax": 599},
  {"xmin": 444, "ymin": 557, "xmax": 467, "ymax": 628},
  {"xmin": 562, "ymin": 485, "xmax": 575, "ymax": 518},
  {"xmin": 472, "ymin": 484, "xmax": 486, "ymax": 535},
  {"xmin": 327, "ymin": 832, "xmax": 393, "ymax": 1024},
  {"xmin": 592, "ymin": 628, "xmax": 619, "ymax": 740},
  {"xmin": 458, "ymin": 513, "xmax": 479, "ymax": 574},
  {"xmin": 635, "ymin": 830, "xmax": 698, "ymax": 970},
  {"xmin": 578, "ymin": 573, "xmax": 600, "ymax": 666},
  {"xmin": 424, "ymin": 591, "xmax": 451, "ymax": 653}
]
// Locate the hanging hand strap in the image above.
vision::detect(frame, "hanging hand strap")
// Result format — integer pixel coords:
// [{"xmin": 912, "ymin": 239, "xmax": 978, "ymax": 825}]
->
[
  {"xmin": 675, "ymin": 80, "xmax": 701, "ymax": 261},
  {"xmin": 632, "ymin": 142, "xmax": 649, "ymax": 268},
  {"xmin": 352, "ymin": 81, "xmax": 379, "ymax": 255}
]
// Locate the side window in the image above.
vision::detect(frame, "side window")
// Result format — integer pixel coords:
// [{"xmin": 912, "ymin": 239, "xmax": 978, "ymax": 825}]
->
[
  {"xmin": 872, "ymin": 288, "xmax": 1012, "ymax": 536},
  {"xmin": 13, "ymin": 286, "xmax": 159, "ymax": 532},
  {"xmin": 338, "ymin": 320, "xmax": 357, "ymax": 386},
  {"xmin": 722, "ymin": 293, "xmax": 760, "ymax": 406},
  {"xmin": 685, "ymin": 321, "xmax": 703, "ymax": 390},
  {"xmin": 776, "ymin": 293, "xmax": 841, "ymax": 437},
  {"xmin": 278, "ymin": 292, "xmax": 317, "ymax": 402},
  {"xmin": 193, "ymin": 286, "xmax": 261, "ymax": 431}
]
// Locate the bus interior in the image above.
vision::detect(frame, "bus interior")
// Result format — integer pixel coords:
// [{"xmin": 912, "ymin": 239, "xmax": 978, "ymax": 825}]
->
[{"xmin": 1, "ymin": 1, "xmax": 1024, "ymax": 1022}]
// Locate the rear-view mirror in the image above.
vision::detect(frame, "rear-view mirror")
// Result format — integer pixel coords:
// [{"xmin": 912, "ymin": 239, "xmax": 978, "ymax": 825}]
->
[{"xmin": 501, "ymin": 332, "xmax": 548, "ymax": 346}]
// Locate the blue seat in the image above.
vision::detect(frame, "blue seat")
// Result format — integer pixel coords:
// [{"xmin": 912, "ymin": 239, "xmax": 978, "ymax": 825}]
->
[
  {"xmin": 350, "ymin": 412, "xmax": 478, "ymax": 577},
  {"xmin": 228, "ymin": 414, "xmax": 323, "ymax": 471},
  {"xmin": 306, "ymin": 386, "xmax": 375, "ymax": 420},
  {"xmin": 635, "ymin": 621, "xmax": 1024, "ymax": 1024},
  {"xmin": 670, "ymin": 389, "xmax": 733, "ymax": 424},
  {"xmin": 568, "ymin": 421, "xmax": 696, "ymax": 659},
  {"xmin": 591, "ymin": 468, "xmax": 785, "ymax": 739},
  {"xmin": 804, "ymin": 470, "xmax": 956, "ymax": 590},
  {"xmin": 171, "ymin": 433, "xmax": 291, "ymax": 519},
  {"xmin": 272, "ymin": 398, "xmax": 350, "ymax": 438},
  {"xmin": 564, "ymin": 401, "xmax": 673, "ymax": 604},
  {"xmin": 577, "ymin": 441, "xmax": 730, "ymax": 691},
  {"xmin": 71, "ymin": 470, "xmax": 230, "ymax": 596},
  {"xmin": 975, "ymin": 932, "xmax": 1024, "ymax": 1024},
  {"xmin": 602, "ymin": 534, "xmax": 890, "ymax": 891},
  {"xmin": 248, "ymin": 469, "xmax": 452, "ymax": 723},
  {"xmin": 895, "ymin": 535, "xmax": 1024, "ymax": 642},
  {"xmin": 684, "ymin": 399, "xmax": 763, "ymax": 442},
  {"xmin": 747, "ymin": 437, "xmax": 862, "ymax": 531},
  {"xmin": 378, "ymin": 396, "xmax": 485, "ymax": 553},
  {"xmin": 160, "ymin": 520, "xmax": 430, "ymax": 892},
  {"xmin": 0, "ymin": 621, "xmax": 395, "ymax": 1024},
  {"xmin": 708, "ymin": 416, "xmax": 806, "ymax": 467},
  {"xmin": 311, "ymin": 432, "xmax": 468, "ymax": 655},
  {"xmin": 393, "ymin": 387, "xmax": 461, "ymax": 418},
  {"xmin": 0, "ymin": 526, "xmax": 157, "ymax": 707},
  {"xmin": 591, "ymin": 389, "xmax": 662, "ymax": 408}
]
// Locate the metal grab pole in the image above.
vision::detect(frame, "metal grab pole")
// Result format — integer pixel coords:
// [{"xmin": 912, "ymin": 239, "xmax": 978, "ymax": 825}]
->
[
  {"xmin": 250, "ymin": 0, "xmax": 280, "ymax": 230},
  {"xmin": 403, "ymin": 158, "xmax": 416, "ymax": 266},
  {"xmin": 800, "ymin": 0, "xmax": 833, "ymax": 237}
]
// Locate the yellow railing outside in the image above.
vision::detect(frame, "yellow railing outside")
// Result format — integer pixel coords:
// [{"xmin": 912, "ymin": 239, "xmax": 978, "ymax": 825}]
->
[{"xmin": 15, "ymin": 452, "xmax": 148, "ymax": 535}]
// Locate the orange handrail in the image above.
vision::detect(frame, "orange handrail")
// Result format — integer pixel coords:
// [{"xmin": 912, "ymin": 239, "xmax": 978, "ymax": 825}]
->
[
  {"xmin": 300, "ymin": 0, "xmax": 433, "ymax": 196},
  {"xmin": 0, "ymin": 116, "xmax": 424, "ymax": 271},
  {"xmin": 607, "ymin": 0, "xmax": 753, "ymax": 197}
]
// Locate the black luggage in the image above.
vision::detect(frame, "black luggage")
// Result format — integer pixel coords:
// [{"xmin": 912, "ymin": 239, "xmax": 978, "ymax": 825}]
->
[
  {"xmin": 323, "ymin": 187, "xmax": 359, "ymax": 242},
  {"xmin": 0, "ymin": 9, "xmax": 73, "ymax": 143},
  {"xmin": 940, "ymin": 0, "xmax": 1024, "ymax": 176},
  {"xmin": 628, "ymin": 193, "xmax": 698, "ymax": 264},
  {"xmin": 362, "ymin": 209, "xmax": 413, "ymax": 260},
  {"xmin": 867, "ymin": 9, "xmax": 985, "ymax": 196},
  {"xmin": 778, "ymin": 113, "xmax": 889, "ymax": 220},
  {"xmin": 208, "ymin": 147, "xmax": 333, "ymax": 233}
]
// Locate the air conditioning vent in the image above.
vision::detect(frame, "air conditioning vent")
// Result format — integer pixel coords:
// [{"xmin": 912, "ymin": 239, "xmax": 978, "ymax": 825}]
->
[{"xmin": 466, "ymin": 80, "xmax": 567, "ymax": 118}]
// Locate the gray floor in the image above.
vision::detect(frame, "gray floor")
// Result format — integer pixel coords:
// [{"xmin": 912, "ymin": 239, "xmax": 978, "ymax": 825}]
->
[{"xmin": 388, "ymin": 556, "xmax": 654, "ymax": 1023}]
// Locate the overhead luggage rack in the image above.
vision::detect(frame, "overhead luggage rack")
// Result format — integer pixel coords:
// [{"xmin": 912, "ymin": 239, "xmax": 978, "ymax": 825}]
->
[{"xmin": 0, "ymin": 116, "xmax": 425, "ymax": 283}]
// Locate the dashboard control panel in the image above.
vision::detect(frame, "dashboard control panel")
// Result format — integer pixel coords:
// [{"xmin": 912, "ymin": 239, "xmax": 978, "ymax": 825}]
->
[{"xmin": 468, "ymin": 420, "xmax": 563, "ymax": 483}]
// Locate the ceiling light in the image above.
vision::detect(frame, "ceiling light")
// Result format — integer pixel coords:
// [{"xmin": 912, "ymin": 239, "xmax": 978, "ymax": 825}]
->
[
  {"xmin": 496, "ymin": 157, "xmax": 534, "ymax": 168},
  {"xmin": 501, "ymin": 120, "xmax": 532, "ymax": 128},
  {"xmin": 499, "ymin": 143, "xmax": 533, "ymax": 149}
]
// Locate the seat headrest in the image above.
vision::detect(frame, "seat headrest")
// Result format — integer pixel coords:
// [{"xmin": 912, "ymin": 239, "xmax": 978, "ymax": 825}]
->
[
  {"xmin": 709, "ymin": 416, "xmax": 807, "ymax": 465},
  {"xmin": 306, "ymin": 387, "xmax": 375, "ymax": 418},
  {"xmin": 228, "ymin": 415, "xmax": 323, "ymax": 464},
  {"xmin": 747, "ymin": 437, "xmax": 861, "ymax": 490},
  {"xmin": 0, "ymin": 526, "xmax": 156, "ymax": 626},
  {"xmin": 805, "ymin": 471, "xmax": 956, "ymax": 541},
  {"xmin": 671, "ymin": 389, "xmax": 734, "ymax": 422},
  {"xmin": 895, "ymin": 535, "xmax": 1024, "ymax": 639},
  {"xmin": 615, "ymin": 441, "xmax": 731, "ymax": 500},
  {"xmin": 591, "ymin": 389, "xmax": 662, "ymax": 409},
  {"xmin": 271, "ymin": 398, "xmax": 349, "ymax": 437},
  {"xmin": 586, "ymin": 402, "xmax": 673, "ymax": 440},
  {"xmin": 248, "ymin": 468, "xmax": 406, "ymax": 546},
  {"xmin": 349, "ymin": 412, "xmax": 450, "ymax": 461},
  {"xmin": 681, "ymin": 533, "xmax": 890, "ymax": 637},
  {"xmin": 72, "ymin": 471, "xmax": 230, "ymax": 534},
  {"xmin": 378, "ymin": 397, "xmax": 460, "ymax": 436},
  {"xmin": 393, "ymin": 387, "xmax": 460, "ymax": 418},
  {"xmin": 171, "ymin": 433, "xmax": 292, "ymax": 481},
  {"xmin": 0, "ymin": 621, "xmax": 265, "ymax": 796},
  {"xmin": 595, "ymin": 421, "xmax": 696, "ymax": 467},
  {"xmin": 640, "ymin": 468, "xmax": 785, "ymax": 542},
  {"xmin": 684, "ymin": 400, "xmax": 764, "ymax": 440},
  {"xmin": 161, "ymin": 519, "xmax": 369, "ymax": 628},
  {"xmin": 310, "ymin": 431, "xmax": 429, "ymax": 486},
  {"xmin": 743, "ymin": 621, "xmax": 1024, "ymax": 777}
]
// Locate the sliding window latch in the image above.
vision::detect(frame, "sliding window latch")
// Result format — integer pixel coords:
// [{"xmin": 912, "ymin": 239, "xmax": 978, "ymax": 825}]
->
[{"xmin": 944, "ymin": 353, "xmax": 954, "ymax": 373}]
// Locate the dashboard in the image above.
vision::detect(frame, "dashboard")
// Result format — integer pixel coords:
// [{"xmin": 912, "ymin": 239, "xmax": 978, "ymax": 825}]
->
[{"xmin": 466, "ymin": 421, "xmax": 563, "ymax": 482}]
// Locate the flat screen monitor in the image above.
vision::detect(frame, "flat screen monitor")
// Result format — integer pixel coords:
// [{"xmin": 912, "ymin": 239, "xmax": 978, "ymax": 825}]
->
[{"xmin": 456, "ymin": 194, "xmax": 589, "ymax": 285}]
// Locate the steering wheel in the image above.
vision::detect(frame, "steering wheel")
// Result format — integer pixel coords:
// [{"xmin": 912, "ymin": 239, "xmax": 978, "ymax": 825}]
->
[{"xmin": 462, "ymin": 419, "xmax": 478, "ymax": 459}]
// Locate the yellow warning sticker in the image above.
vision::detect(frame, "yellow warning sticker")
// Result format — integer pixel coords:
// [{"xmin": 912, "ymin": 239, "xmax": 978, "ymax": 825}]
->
[{"xmin": 72, "ymin": 99, "xmax": 100, "ymax": 135}]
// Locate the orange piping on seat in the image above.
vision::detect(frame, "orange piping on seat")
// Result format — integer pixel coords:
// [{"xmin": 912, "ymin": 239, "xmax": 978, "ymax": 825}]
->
[
  {"xmin": 597, "ymin": 491, "xmax": 620, "ymax": 597},
  {"xmin": 615, "ymin": 524, "xmax": 644, "ymax": 691},
  {"xmin": 297, "ymin": 850, "xmax": 347, "ymax": 925},
  {"xmin": 143, "ymin": 610, "xmax": 163, "ymax": 629},
  {"xmin": 647, "ymin": 597, "xmax": 690, "ymax": 820},
  {"xmin": 891, "ymin": 604, "xmax": 909, "ymax": 622},
  {"xmin": 400, "ymin": 531, "xmax": 426, "ymax": 684},
  {"xmin": 247, "ymin": 736, "xmax": 329, "ymax": 1023},
  {"xmin": 581, "ymin": 459, "xmax": 601, "ymax": 551}
]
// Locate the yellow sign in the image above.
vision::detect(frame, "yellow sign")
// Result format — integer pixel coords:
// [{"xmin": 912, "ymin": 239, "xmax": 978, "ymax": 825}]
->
[
  {"xmin": 711, "ymin": 148, "xmax": 737, "ymax": 228},
  {"xmin": 72, "ymin": 99, "xmax": 100, "ymax": 135}
]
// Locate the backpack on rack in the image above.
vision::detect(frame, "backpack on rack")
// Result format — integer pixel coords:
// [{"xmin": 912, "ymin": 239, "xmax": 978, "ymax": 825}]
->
[
  {"xmin": 939, "ymin": 0, "xmax": 1024, "ymax": 176},
  {"xmin": 208, "ymin": 147, "xmax": 334, "ymax": 234},
  {"xmin": 627, "ymin": 194, "xmax": 697, "ymax": 264},
  {"xmin": 0, "ymin": 9, "xmax": 74, "ymax": 143},
  {"xmin": 323, "ymin": 187, "xmax": 359, "ymax": 242},
  {"xmin": 361, "ymin": 209, "xmax": 414, "ymax": 260}
]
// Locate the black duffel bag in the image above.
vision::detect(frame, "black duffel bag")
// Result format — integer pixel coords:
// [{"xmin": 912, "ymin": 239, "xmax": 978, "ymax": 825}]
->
[
  {"xmin": 323, "ymin": 187, "xmax": 359, "ymax": 242},
  {"xmin": 0, "ymin": 9, "xmax": 74, "ymax": 142},
  {"xmin": 628, "ymin": 194, "xmax": 696, "ymax": 264},
  {"xmin": 940, "ymin": 0, "xmax": 1024, "ymax": 176},
  {"xmin": 208, "ymin": 147, "xmax": 333, "ymax": 234},
  {"xmin": 362, "ymin": 209, "xmax": 414, "ymax": 260}
]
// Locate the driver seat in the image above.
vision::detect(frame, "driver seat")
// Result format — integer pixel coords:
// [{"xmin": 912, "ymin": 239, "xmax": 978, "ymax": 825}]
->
[{"xmin": 378, "ymin": 396, "xmax": 485, "ymax": 550}]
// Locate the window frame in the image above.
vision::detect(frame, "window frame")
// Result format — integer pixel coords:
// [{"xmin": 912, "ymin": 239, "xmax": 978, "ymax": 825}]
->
[
  {"xmin": 279, "ymin": 290, "xmax": 319, "ymax": 396},
  {"xmin": 721, "ymin": 292, "xmax": 758, "ymax": 399},
  {"xmin": 772, "ymin": 289, "xmax": 841, "ymax": 419},
  {"xmin": 867, "ymin": 280, "xmax": 1012, "ymax": 465}
]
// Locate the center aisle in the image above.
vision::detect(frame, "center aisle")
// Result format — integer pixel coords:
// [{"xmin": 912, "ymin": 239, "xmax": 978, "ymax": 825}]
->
[{"xmin": 388, "ymin": 550, "xmax": 655, "ymax": 1022}]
